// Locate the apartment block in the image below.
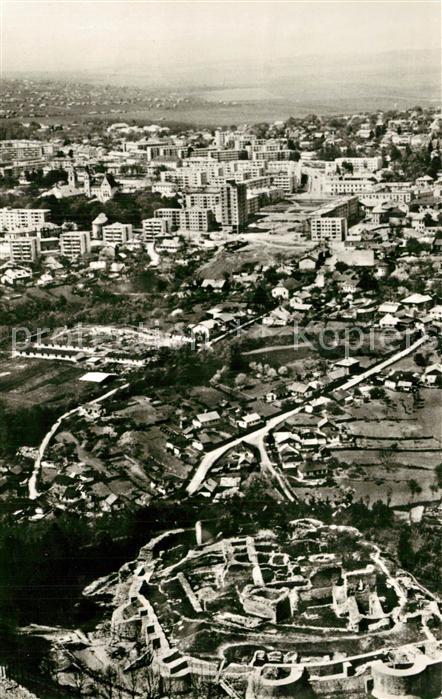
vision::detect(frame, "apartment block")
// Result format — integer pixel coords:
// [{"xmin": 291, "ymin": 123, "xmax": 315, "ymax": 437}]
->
[
  {"xmin": 60, "ymin": 230, "xmax": 91, "ymax": 258},
  {"xmin": 271, "ymin": 171, "xmax": 298, "ymax": 194},
  {"xmin": 221, "ymin": 180, "xmax": 248, "ymax": 231},
  {"xmin": 10, "ymin": 236, "xmax": 41, "ymax": 263},
  {"xmin": 310, "ymin": 217, "xmax": 347, "ymax": 242},
  {"xmin": 142, "ymin": 218, "xmax": 171, "ymax": 237},
  {"xmin": 102, "ymin": 222, "xmax": 133, "ymax": 246},
  {"xmin": 179, "ymin": 207, "xmax": 215, "ymax": 233},
  {"xmin": 0, "ymin": 208, "xmax": 50, "ymax": 233},
  {"xmin": 154, "ymin": 208, "xmax": 182, "ymax": 231}
]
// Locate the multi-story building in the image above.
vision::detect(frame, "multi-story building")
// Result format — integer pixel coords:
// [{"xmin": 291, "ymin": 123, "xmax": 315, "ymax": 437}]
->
[
  {"xmin": 252, "ymin": 150, "xmax": 293, "ymax": 162},
  {"xmin": 142, "ymin": 218, "xmax": 171, "ymax": 237},
  {"xmin": 102, "ymin": 222, "xmax": 133, "ymax": 246},
  {"xmin": 60, "ymin": 231, "xmax": 91, "ymax": 258},
  {"xmin": 208, "ymin": 149, "xmax": 245, "ymax": 162},
  {"xmin": 0, "ymin": 208, "xmax": 50, "ymax": 233},
  {"xmin": 179, "ymin": 207, "xmax": 215, "ymax": 233},
  {"xmin": 221, "ymin": 180, "xmax": 248, "ymax": 232},
  {"xmin": 0, "ymin": 140, "xmax": 54, "ymax": 163},
  {"xmin": 310, "ymin": 217, "xmax": 347, "ymax": 242},
  {"xmin": 185, "ymin": 191, "xmax": 221, "ymax": 210},
  {"xmin": 10, "ymin": 237, "xmax": 41, "ymax": 263},
  {"xmin": 271, "ymin": 170, "xmax": 298, "ymax": 194},
  {"xmin": 309, "ymin": 197, "xmax": 359, "ymax": 236},
  {"xmin": 145, "ymin": 143, "xmax": 186, "ymax": 161},
  {"xmin": 154, "ymin": 208, "xmax": 182, "ymax": 231},
  {"xmin": 324, "ymin": 156, "xmax": 383, "ymax": 175},
  {"xmin": 161, "ymin": 168, "xmax": 208, "ymax": 189},
  {"xmin": 185, "ymin": 192, "xmax": 222, "ymax": 222},
  {"xmin": 321, "ymin": 176, "xmax": 376, "ymax": 196},
  {"xmin": 360, "ymin": 188, "xmax": 414, "ymax": 205}
]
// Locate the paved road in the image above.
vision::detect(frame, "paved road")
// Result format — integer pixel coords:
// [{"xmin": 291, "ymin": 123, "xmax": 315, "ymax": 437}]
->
[
  {"xmin": 186, "ymin": 334, "xmax": 428, "ymax": 496},
  {"xmin": 146, "ymin": 241, "xmax": 160, "ymax": 267},
  {"xmin": 28, "ymin": 382, "xmax": 129, "ymax": 500},
  {"xmin": 243, "ymin": 342, "xmax": 310, "ymax": 356}
]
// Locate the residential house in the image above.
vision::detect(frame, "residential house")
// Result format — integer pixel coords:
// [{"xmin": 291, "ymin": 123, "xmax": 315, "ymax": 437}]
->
[
  {"xmin": 271, "ymin": 283, "xmax": 290, "ymax": 300},
  {"xmin": 201, "ymin": 279, "xmax": 226, "ymax": 292},
  {"xmin": 237, "ymin": 413, "xmax": 261, "ymax": 430},
  {"xmin": 192, "ymin": 411, "xmax": 222, "ymax": 429},
  {"xmin": 422, "ymin": 364, "xmax": 442, "ymax": 386},
  {"xmin": 379, "ymin": 313, "xmax": 400, "ymax": 329},
  {"xmin": 262, "ymin": 307, "xmax": 291, "ymax": 327},
  {"xmin": 401, "ymin": 293, "xmax": 433, "ymax": 313}
]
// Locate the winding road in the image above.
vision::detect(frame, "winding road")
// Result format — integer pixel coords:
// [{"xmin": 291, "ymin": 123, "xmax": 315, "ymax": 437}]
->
[
  {"xmin": 28, "ymin": 382, "xmax": 129, "ymax": 500},
  {"xmin": 186, "ymin": 333, "xmax": 429, "ymax": 496}
]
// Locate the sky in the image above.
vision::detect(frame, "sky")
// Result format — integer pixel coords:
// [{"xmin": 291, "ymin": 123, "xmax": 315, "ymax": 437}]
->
[{"xmin": 1, "ymin": 0, "xmax": 441, "ymax": 75}]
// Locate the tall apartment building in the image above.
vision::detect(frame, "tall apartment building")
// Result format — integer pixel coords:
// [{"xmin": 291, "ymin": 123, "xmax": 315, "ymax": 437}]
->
[
  {"xmin": 10, "ymin": 237, "xmax": 41, "ymax": 263},
  {"xmin": 310, "ymin": 217, "xmax": 347, "ymax": 242},
  {"xmin": 60, "ymin": 231, "xmax": 91, "ymax": 258},
  {"xmin": 179, "ymin": 207, "xmax": 215, "ymax": 233},
  {"xmin": 102, "ymin": 222, "xmax": 133, "ymax": 246},
  {"xmin": 214, "ymin": 130, "xmax": 227, "ymax": 148},
  {"xmin": 185, "ymin": 192, "xmax": 222, "ymax": 222},
  {"xmin": 0, "ymin": 208, "xmax": 50, "ymax": 233},
  {"xmin": 221, "ymin": 180, "xmax": 248, "ymax": 232},
  {"xmin": 154, "ymin": 208, "xmax": 182, "ymax": 231},
  {"xmin": 185, "ymin": 192, "xmax": 220, "ymax": 210}
]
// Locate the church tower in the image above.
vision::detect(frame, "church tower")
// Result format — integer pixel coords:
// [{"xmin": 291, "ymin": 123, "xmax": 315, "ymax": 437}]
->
[{"xmin": 83, "ymin": 170, "xmax": 91, "ymax": 197}]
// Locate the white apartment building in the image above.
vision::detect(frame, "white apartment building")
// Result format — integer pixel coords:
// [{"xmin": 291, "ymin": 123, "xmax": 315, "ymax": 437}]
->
[
  {"xmin": 10, "ymin": 237, "xmax": 41, "ymax": 263},
  {"xmin": 0, "ymin": 208, "xmax": 50, "ymax": 233},
  {"xmin": 60, "ymin": 230, "xmax": 91, "ymax": 258},
  {"xmin": 102, "ymin": 222, "xmax": 133, "ymax": 246},
  {"xmin": 272, "ymin": 171, "xmax": 298, "ymax": 194},
  {"xmin": 161, "ymin": 169, "xmax": 208, "ymax": 189},
  {"xmin": 236, "ymin": 174, "xmax": 273, "ymax": 190},
  {"xmin": 311, "ymin": 196, "xmax": 360, "ymax": 226},
  {"xmin": 142, "ymin": 218, "xmax": 171, "ymax": 237},
  {"xmin": 214, "ymin": 130, "xmax": 227, "ymax": 148},
  {"xmin": 179, "ymin": 207, "xmax": 215, "ymax": 233},
  {"xmin": 310, "ymin": 217, "xmax": 347, "ymax": 242},
  {"xmin": 221, "ymin": 180, "xmax": 248, "ymax": 231}
]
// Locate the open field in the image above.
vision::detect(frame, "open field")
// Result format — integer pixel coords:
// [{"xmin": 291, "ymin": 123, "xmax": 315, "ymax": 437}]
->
[
  {"xmin": 0, "ymin": 357, "xmax": 105, "ymax": 410},
  {"xmin": 196, "ymin": 241, "xmax": 308, "ymax": 279},
  {"xmin": 337, "ymin": 474, "xmax": 439, "ymax": 508}
]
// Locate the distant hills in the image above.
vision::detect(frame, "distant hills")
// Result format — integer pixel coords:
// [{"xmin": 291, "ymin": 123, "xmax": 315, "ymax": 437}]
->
[{"xmin": 4, "ymin": 49, "xmax": 440, "ymax": 116}]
